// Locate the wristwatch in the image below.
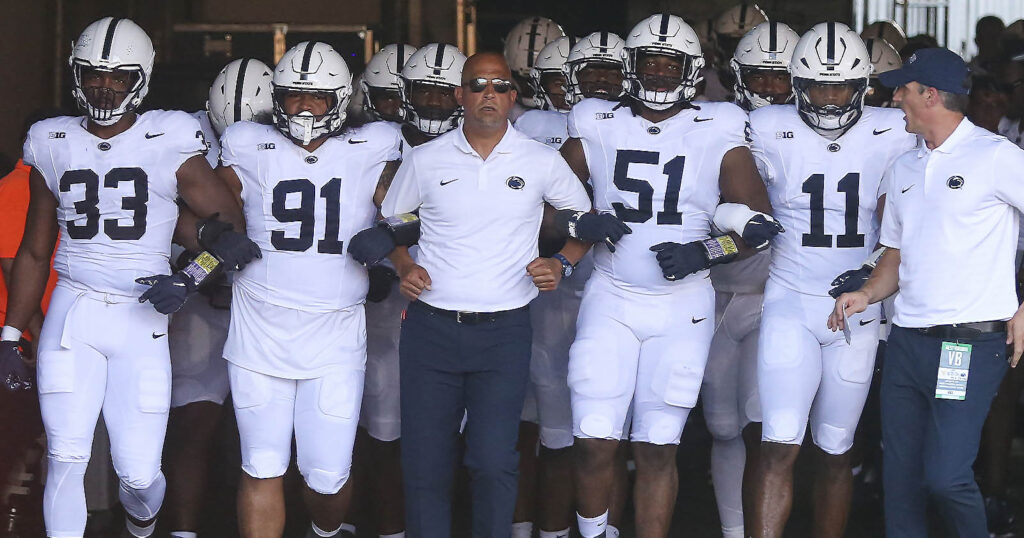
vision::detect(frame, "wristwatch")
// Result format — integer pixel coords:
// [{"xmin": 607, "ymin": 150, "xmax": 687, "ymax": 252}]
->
[{"xmin": 553, "ymin": 253, "xmax": 574, "ymax": 278}]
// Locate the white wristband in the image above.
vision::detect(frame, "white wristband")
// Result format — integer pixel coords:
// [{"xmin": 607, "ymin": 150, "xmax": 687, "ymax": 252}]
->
[
  {"xmin": 864, "ymin": 246, "xmax": 887, "ymax": 269},
  {"xmin": 1, "ymin": 325, "xmax": 23, "ymax": 342},
  {"xmin": 712, "ymin": 203, "xmax": 760, "ymax": 235}
]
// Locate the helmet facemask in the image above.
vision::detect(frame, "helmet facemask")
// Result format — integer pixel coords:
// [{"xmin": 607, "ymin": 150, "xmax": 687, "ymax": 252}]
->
[
  {"xmin": 73, "ymin": 63, "xmax": 147, "ymax": 126},
  {"xmin": 400, "ymin": 79, "xmax": 462, "ymax": 136},
  {"xmin": 793, "ymin": 77, "xmax": 868, "ymax": 138},
  {"xmin": 363, "ymin": 83, "xmax": 405, "ymax": 123},
  {"xmin": 731, "ymin": 62, "xmax": 793, "ymax": 110},
  {"xmin": 623, "ymin": 48, "xmax": 704, "ymax": 110},
  {"xmin": 530, "ymin": 69, "xmax": 570, "ymax": 111},
  {"xmin": 272, "ymin": 87, "xmax": 348, "ymax": 146},
  {"xmin": 564, "ymin": 60, "xmax": 624, "ymax": 104}
]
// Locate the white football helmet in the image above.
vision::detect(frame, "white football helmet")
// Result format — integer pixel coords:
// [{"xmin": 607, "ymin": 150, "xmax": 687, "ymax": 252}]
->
[
  {"xmin": 69, "ymin": 17, "xmax": 155, "ymax": 126},
  {"xmin": 398, "ymin": 43, "xmax": 466, "ymax": 136},
  {"xmin": 272, "ymin": 41, "xmax": 353, "ymax": 145},
  {"xmin": 564, "ymin": 31, "xmax": 625, "ymax": 105},
  {"xmin": 361, "ymin": 43, "xmax": 417, "ymax": 120},
  {"xmin": 529, "ymin": 36, "xmax": 576, "ymax": 111},
  {"xmin": 207, "ymin": 58, "xmax": 273, "ymax": 136},
  {"xmin": 790, "ymin": 22, "xmax": 872, "ymax": 137},
  {"xmin": 860, "ymin": 20, "xmax": 907, "ymax": 51},
  {"xmin": 730, "ymin": 22, "xmax": 799, "ymax": 110},
  {"xmin": 713, "ymin": 3, "xmax": 768, "ymax": 55},
  {"xmin": 622, "ymin": 14, "xmax": 705, "ymax": 110},
  {"xmin": 864, "ymin": 38, "xmax": 901, "ymax": 77},
  {"xmin": 503, "ymin": 17, "xmax": 566, "ymax": 78}
]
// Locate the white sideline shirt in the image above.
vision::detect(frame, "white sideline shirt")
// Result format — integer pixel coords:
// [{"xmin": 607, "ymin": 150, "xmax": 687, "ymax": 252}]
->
[
  {"xmin": 381, "ymin": 121, "xmax": 591, "ymax": 312},
  {"xmin": 880, "ymin": 118, "xmax": 1024, "ymax": 327}
]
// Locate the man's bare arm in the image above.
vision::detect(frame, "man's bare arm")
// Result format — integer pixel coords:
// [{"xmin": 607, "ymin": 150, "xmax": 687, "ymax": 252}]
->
[
  {"xmin": 176, "ymin": 155, "xmax": 246, "ymax": 232},
  {"xmin": 559, "ymin": 138, "xmax": 591, "ymax": 185},
  {"xmin": 5, "ymin": 170, "xmax": 58, "ymax": 331},
  {"xmin": 373, "ymin": 161, "xmax": 402, "ymax": 209}
]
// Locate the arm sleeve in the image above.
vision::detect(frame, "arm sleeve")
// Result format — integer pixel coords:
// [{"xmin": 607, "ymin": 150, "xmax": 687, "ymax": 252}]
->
[
  {"xmin": 544, "ymin": 153, "xmax": 592, "ymax": 211},
  {"xmin": 380, "ymin": 152, "xmax": 422, "ymax": 217},
  {"xmin": 878, "ymin": 166, "xmax": 901, "ymax": 249}
]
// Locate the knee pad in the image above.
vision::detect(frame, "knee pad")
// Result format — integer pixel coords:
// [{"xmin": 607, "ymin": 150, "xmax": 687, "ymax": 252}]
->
[
  {"xmin": 762, "ymin": 410, "xmax": 802, "ymax": 444},
  {"xmin": 539, "ymin": 426, "xmax": 574, "ymax": 450},
  {"xmin": 118, "ymin": 471, "xmax": 166, "ymax": 521},
  {"xmin": 241, "ymin": 449, "xmax": 289, "ymax": 480},
  {"xmin": 303, "ymin": 468, "xmax": 351, "ymax": 495},
  {"xmin": 637, "ymin": 410, "xmax": 684, "ymax": 445},
  {"xmin": 704, "ymin": 410, "xmax": 741, "ymax": 441},
  {"xmin": 813, "ymin": 422, "xmax": 853, "ymax": 456},
  {"xmin": 575, "ymin": 401, "xmax": 619, "ymax": 440}
]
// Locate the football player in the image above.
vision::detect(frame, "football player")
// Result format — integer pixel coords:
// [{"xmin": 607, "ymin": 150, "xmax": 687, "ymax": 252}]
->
[
  {"xmin": 564, "ymin": 31, "xmax": 627, "ymax": 106},
  {"xmin": 702, "ymin": 20, "xmax": 799, "ymax": 538},
  {"xmin": 163, "ymin": 57, "xmax": 273, "ymax": 538},
  {"xmin": 362, "ymin": 44, "xmax": 417, "ymax": 125},
  {"xmin": 860, "ymin": 20, "xmax": 908, "ymax": 53},
  {"xmin": 352, "ymin": 42, "xmax": 466, "ymax": 538},
  {"xmin": 503, "ymin": 16, "xmax": 566, "ymax": 120},
  {"xmin": 863, "ymin": 38, "xmax": 903, "ymax": 107},
  {"xmin": 558, "ymin": 14, "xmax": 778, "ymax": 538},
  {"xmin": 746, "ymin": 23, "xmax": 917, "ymax": 538},
  {"xmin": 215, "ymin": 41, "xmax": 401, "ymax": 538},
  {"xmin": 705, "ymin": 2, "xmax": 768, "ymax": 102},
  {"xmin": 0, "ymin": 17, "xmax": 258, "ymax": 538}
]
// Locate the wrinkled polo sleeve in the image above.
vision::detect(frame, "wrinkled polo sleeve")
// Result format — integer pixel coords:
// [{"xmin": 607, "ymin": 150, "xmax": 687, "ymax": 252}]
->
[{"xmin": 380, "ymin": 149, "xmax": 422, "ymax": 217}]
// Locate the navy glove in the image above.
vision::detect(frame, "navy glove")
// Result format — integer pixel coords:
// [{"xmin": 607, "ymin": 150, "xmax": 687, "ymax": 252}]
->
[
  {"xmin": 740, "ymin": 214, "xmax": 785, "ymax": 250},
  {"xmin": 348, "ymin": 227, "xmax": 397, "ymax": 266},
  {"xmin": 828, "ymin": 265, "xmax": 872, "ymax": 298},
  {"xmin": 366, "ymin": 265, "xmax": 398, "ymax": 303},
  {"xmin": 197, "ymin": 216, "xmax": 261, "ymax": 271},
  {"xmin": 573, "ymin": 213, "xmax": 632, "ymax": 252},
  {"xmin": 0, "ymin": 340, "xmax": 32, "ymax": 392},
  {"xmin": 649, "ymin": 241, "xmax": 709, "ymax": 281},
  {"xmin": 137, "ymin": 273, "xmax": 197, "ymax": 314}
]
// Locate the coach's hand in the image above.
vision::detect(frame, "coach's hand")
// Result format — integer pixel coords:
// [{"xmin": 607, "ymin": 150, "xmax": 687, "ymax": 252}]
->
[
  {"xmin": 137, "ymin": 273, "xmax": 196, "ymax": 314},
  {"xmin": 649, "ymin": 241, "xmax": 708, "ymax": 281},
  {"xmin": 0, "ymin": 340, "xmax": 32, "ymax": 392},
  {"xmin": 827, "ymin": 291, "xmax": 870, "ymax": 332},
  {"xmin": 397, "ymin": 263, "xmax": 432, "ymax": 301},
  {"xmin": 527, "ymin": 257, "xmax": 562, "ymax": 292},
  {"xmin": 741, "ymin": 213, "xmax": 785, "ymax": 250},
  {"xmin": 349, "ymin": 227, "xmax": 396, "ymax": 266},
  {"xmin": 1007, "ymin": 302, "xmax": 1024, "ymax": 367},
  {"xmin": 574, "ymin": 213, "xmax": 632, "ymax": 252}
]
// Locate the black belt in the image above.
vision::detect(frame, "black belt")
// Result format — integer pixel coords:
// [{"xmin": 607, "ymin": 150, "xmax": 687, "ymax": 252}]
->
[
  {"xmin": 411, "ymin": 300, "xmax": 527, "ymax": 324},
  {"xmin": 912, "ymin": 321, "xmax": 1006, "ymax": 340}
]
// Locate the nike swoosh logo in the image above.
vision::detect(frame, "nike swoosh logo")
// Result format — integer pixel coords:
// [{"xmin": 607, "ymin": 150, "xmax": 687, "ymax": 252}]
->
[
  {"xmin": 152, "ymin": 333, "xmax": 166, "ymax": 339},
  {"xmin": 859, "ymin": 319, "xmax": 876, "ymax": 326},
  {"xmin": 440, "ymin": 178, "xmax": 460, "ymax": 186},
  {"xmin": 692, "ymin": 317, "xmax": 706, "ymax": 324},
  {"xmin": 145, "ymin": 132, "xmax": 165, "ymax": 139},
  {"xmin": 901, "ymin": 185, "xmax": 914, "ymax": 194},
  {"xmin": 873, "ymin": 128, "xmax": 892, "ymax": 135},
  {"xmin": 693, "ymin": 117, "xmax": 713, "ymax": 122},
  {"xmin": 348, "ymin": 139, "xmax": 368, "ymax": 144}
]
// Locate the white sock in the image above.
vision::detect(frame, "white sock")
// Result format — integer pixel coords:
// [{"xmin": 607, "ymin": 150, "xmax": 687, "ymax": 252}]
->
[
  {"xmin": 126, "ymin": 517, "xmax": 157, "ymax": 538},
  {"xmin": 606, "ymin": 524, "xmax": 620, "ymax": 538},
  {"xmin": 170, "ymin": 533, "xmax": 198, "ymax": 538},
  {"xmin": 312, "ymin": 522, "xmax": 344, "ymax": 537},
  {"xmin": 540, "ymin": 527, "xmax": 571, "ymax": 538},
  {"xmin": 722, "ymin": 524, "xmax": 744, "ymax": 538},
  {"xmin": 380, "ymin": 533, "xmax": 405, "ymax": 538},
  {"xmin": 577, "ymin": 510, "xmax": 608, "ymax": 538},
  {"xmin": 512, "ymin": 521, "xmax": 533, "ymax": 538}
]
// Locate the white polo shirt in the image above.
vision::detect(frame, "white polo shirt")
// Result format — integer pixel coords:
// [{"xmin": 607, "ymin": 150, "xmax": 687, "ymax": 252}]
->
[
  {"xmin": 880, "ymin": 117, "xmax": 1024, "ymax": 328},
  {"xmin": 381, "ymin": 121, "xmax": 591, "ymax": 312}
]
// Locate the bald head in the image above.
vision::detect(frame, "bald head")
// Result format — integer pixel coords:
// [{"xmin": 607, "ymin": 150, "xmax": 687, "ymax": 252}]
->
[{"xmin": 462, "ymin": 52, "xmax": 512, "ymax": 83}]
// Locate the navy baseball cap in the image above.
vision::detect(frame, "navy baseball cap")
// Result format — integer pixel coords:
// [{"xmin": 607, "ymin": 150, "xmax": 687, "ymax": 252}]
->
[{"xmin": 879, "ymin": 47, "xmax": 971, "ymax": 95}]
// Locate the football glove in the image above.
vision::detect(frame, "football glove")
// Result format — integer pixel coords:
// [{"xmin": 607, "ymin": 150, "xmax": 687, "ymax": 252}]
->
[
  {"xmin": 137, "ymin": 273, "xmax": 197, "ymax": 314},
  {"xmin": 740, "ymin": 214, "xmax": 785, "ymax": 250},
  {"xmin": 367, "ymin": 265, "xmax": 398, "ymax": 303},
  {"xmin": 0, "ymin": 339, "xmax": 32, "ymax": 392},
  {"xmin": 650, "ymin": 236, "xmax": 739, "ymax": 281},
  {"xmin": 197, "ymin": 215, "xmax": 262, "ymax": 271},
  {"xmin": 828, "ymin": 247, "xmax": 886, "ymax": 298},
  {"xmin": 555, "ymin": 211, "xmax": 632, "ymax": 252},
  {"xmin": 348, "ymin": 227, "xmax": 396, "ymax": 266}
]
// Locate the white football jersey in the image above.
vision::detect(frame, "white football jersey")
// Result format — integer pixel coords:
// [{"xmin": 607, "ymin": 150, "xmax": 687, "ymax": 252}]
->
[
  {"xmin": 515, "ymin": 109, "xmax": 569, "ymax": 149},
  {"xmin": 192, "ymin": 110, "xmax": 222, "ymax": 167},
  {"xmin": 24, "ymin": 111, "xmax": 207, "ymax": 297},
  {"xmin": 568, "ymin": 98, "xmax": 749, "ymax": 294},
  {"xmin": 221, "ymin": 121, "xmax": 401, "ymax": 312},
  {"xmin": 749, "ymin": 105, "xmax": 917, "ymax": 296}
]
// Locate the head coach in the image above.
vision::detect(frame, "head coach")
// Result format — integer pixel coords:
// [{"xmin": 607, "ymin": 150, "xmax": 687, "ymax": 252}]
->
[
  {"xmin": 829, "ymin": 48, "xmax": 1024, "ymax": 537},
  {"xmin": 379, "ymin": 51, "xmax": 592, "ymax": 538}
]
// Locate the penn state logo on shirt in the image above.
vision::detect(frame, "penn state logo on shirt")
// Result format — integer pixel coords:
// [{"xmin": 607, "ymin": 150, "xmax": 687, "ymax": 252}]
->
[
  {"xmin": 506, "ymin": 176, "xmax": 526, "ymax": 190},
  {"xmin": 647, "ymin": 126, "xmax": 661, "ymax": 135},
  {"xmin": 97, "ymin": 141, "xmax": 111, "ymax": 151},
  {"xmin": 827, "ymin": 142, "xmax": 841, "ymax": 152},
  {"xmin": 305, "ymin": 155, "xmax": 318, "ymax": 164},
  {"xmin": 947, "ymin": 175, "xmax": 964, "ymax": 189}
]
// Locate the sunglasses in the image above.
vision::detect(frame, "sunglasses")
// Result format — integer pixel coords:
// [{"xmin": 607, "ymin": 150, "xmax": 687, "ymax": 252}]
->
[{"xmin": 463, "ymin": 77, "xmax": 514, "ymax": 93}]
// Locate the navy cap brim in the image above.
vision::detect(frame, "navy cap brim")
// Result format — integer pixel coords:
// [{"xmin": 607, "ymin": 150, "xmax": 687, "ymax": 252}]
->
[{"xmin": 879, "ymin": 68, "xmax": 913, "ymax": 88}]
